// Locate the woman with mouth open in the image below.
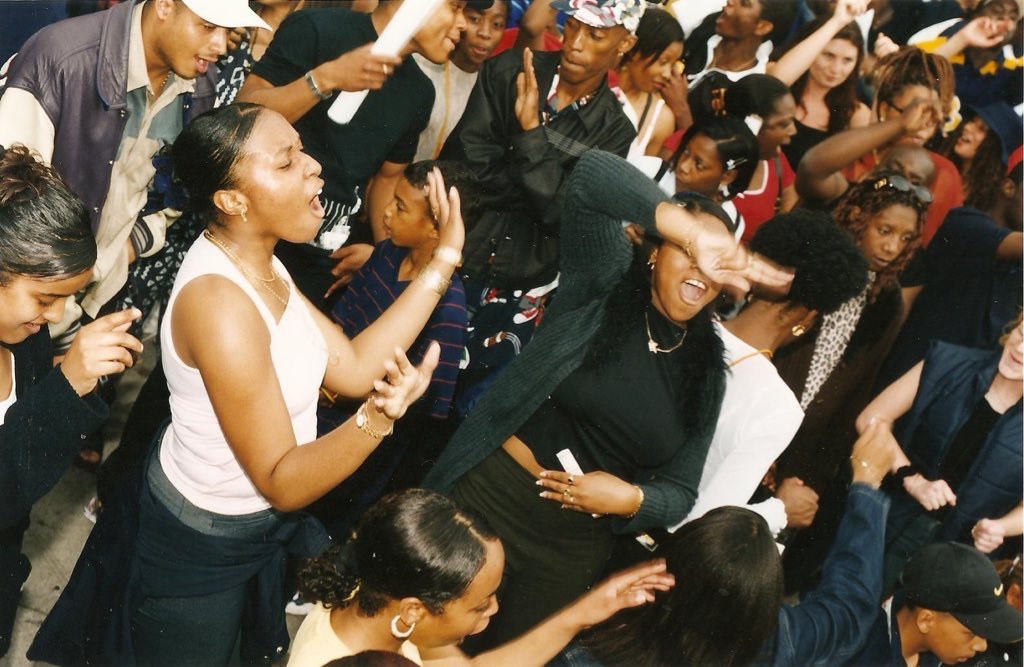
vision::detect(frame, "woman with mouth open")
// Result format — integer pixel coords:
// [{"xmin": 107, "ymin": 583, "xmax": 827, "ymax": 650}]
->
[
  {"xmin": 127, "ymin": 103, "xmax": 467, "ymax": 666},
  {"xmin": 422, "ymin": 148, "xmax": 792, "ymax": 651}
]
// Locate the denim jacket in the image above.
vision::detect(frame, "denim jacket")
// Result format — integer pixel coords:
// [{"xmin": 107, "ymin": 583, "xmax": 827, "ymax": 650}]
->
[{"xmin": 898, "ymin": 341, "xmax": 1023, "ymax": 542}]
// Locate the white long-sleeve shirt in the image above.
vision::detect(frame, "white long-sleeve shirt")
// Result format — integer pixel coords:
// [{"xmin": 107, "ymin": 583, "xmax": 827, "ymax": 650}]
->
[{"xmin": 670, "ymin": 321, "xmax": 804, "ymax": 535}]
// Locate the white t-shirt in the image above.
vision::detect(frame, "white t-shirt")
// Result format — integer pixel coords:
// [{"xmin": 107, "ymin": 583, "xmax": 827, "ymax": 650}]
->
[
  {"xmin": 669, "ymin": 322, "xmax": 803, "ymax": 535},
  {"xmin": 0, "ymin": 353, "xmax": 16, "ymax": 425},
  {"xmin": 413, "ymin": 55, "xmax": 479, "ymax": 162}
]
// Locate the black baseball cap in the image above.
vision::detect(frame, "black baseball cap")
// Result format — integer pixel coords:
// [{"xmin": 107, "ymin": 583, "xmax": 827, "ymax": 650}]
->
[{"xmin": 902, "ymin": 542, "xmax": 1024, "ymax": 644}]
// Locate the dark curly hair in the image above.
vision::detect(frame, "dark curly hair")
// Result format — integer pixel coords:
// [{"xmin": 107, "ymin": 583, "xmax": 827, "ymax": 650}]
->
[
  {"xmin": 832, "ymin": 171, "xmax": 926, "ymax": 300},
  {"xmin": 0, "ymin": 144, "xmax": 94, "ymax": 285},
  {"xmin": 873, "ymin": 47, "xmax": 956, "ymax": 122},
  {"xmin": 748, "ymin": 209, "xmax": 868, "ymax": 314},
  {"xmin": 941, "ymin": 116, "xmax": 1005, "ymax": 212},
  {"xmin": 404, "ymin": 160, "xmax": 482, "ymax": 226},
  {"xmin": 581, "ymin": 507, "xmax": 783, "ymax": 666},
  {"xmin": 297, "ymin": 489, "xmax": 498, "ymax": 617}
]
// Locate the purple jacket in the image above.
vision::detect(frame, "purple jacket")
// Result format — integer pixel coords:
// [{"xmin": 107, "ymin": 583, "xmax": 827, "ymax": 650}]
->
[{"xmin": 1, "ymin": 0, "xmax": 216, "ymax": 232}]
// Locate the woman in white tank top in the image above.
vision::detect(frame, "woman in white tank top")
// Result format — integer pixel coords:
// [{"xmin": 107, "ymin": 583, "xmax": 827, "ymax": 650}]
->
[{"xmin": 131, "ymin": 103, "xmax": 466, "ymax": 666}]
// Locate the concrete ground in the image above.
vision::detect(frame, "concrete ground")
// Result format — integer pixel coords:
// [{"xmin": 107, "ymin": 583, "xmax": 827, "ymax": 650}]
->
[{"xmin": 2, "ymin": 319, "xmax": 303, "ymax": 666}]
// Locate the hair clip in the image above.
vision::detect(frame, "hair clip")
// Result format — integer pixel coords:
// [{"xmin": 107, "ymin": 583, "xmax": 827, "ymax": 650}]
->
[{"xmin": 725, "ymin": 157, "xmax": 748, "ymax": 171}]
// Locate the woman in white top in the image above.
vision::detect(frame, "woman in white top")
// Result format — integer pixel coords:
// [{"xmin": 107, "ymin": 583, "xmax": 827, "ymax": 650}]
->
[
  {"xmin": 131, "ymin": 102, "xmax": 466, "ymax": 666},
  {"xmin": 616, "ymin": 8, "xmax": 684, "ymax": 160},
  {"xmin": 670, "ymin": 209, "xmax": 868, "ymax": 537}
]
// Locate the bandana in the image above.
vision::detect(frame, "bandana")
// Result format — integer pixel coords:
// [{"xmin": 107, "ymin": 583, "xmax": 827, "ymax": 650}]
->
[{"xmin": 551, "ymin": 0, "xmax": 646, "ymax": 33}]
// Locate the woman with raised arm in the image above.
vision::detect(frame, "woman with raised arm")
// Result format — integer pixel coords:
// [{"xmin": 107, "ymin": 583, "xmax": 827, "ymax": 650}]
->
[
  {"xmin": 423, "ymin": 148, "xmax": 789, "ymax": 649},
  {"xmin": 129, "ymin": 102, "xmax": 465, "ymax": 666},
  {"xmin": 767, "ymin": 0, "xmax": 871, "ymax": 168}
]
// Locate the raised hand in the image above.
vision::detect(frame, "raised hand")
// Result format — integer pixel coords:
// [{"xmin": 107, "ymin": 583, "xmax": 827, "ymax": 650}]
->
[
  {"xmin": 873, "ymin": 33, "xmax": 899, "ymax": 59},
  {"xmin": 567, "ymin": 559, "xmax": 676, "ymax": 628},
  {"xmin": 370, "ymin": 344, "xmax": 440, "ymax": 421},
  {"xmin": 316, "ymin": 44, "xmax": 404, "ymax": 94},
  {"xmin": 515, "ymin": 48, "xmax": 541, "ymax": 131},
  {"xmin": 325, "ymin": 243, "xmax": 375, "ymax": 299},
  {"xmin": 959, "ymin": 16, "xmax": 1010, "ymax": 49},
  {"xmin": 898, "ymin": 97, "xmax": 944, "ymax": 137},
  {"xmin": 833, "ymin": 0, "xmax": 869, "ymax": 25},
  {"xmin": 426, "ymin": 167, "xmax": 465, "ymax": 258},
  {"xmin": 60, "ymin": 308, "xmax": 144, "ymax": 396}
]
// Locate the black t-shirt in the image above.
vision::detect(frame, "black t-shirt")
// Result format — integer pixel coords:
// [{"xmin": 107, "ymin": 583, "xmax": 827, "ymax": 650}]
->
[
  {"xmin": 516, "ymin": 307, "xmax": 689, "ymax": 482},
  {"xmin": 251, "ymin": 8, "xmax": 434, "ymax": 206}
]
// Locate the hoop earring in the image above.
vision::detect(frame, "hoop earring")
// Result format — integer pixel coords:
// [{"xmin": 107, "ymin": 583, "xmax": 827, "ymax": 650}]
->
[
  {"xmin": 240, "ymin": 209, "xmax": 248, "ymax": 223},
  {"xmin": 390, "ymin": 615, "xmax": 415, "ymax": 639},
  {"xmin": 791, "ymin": 324, "xmax": 806, "ymax": 337}
]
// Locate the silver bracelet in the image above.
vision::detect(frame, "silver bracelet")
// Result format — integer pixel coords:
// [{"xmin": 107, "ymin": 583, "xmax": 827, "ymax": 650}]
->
[{"xmin": 304, "ymin": 70, "xmax": 332, "ymax": 101}]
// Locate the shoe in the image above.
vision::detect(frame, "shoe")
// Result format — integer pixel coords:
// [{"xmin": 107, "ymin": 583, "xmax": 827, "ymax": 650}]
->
[{"xmin": 285, "ymin": 591, "xmax": 314, "ymax": 616}]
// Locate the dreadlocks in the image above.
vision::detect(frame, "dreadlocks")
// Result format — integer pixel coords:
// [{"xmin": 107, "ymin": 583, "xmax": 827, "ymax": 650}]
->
[{"xmin": 874, "ymin": 47, "xmax": 957, "ymax": 120}]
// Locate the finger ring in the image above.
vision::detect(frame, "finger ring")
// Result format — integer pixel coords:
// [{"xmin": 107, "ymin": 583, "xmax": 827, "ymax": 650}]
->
[
  {"xmin": 382, "ymin": 64, "xmax": 389, "ymax": 76},
  {"xmin": 566, "ymin": 493, "xmax": 575, "ymax": 504},
  {"xmin": 567, "ymin": 474, "xmax": 575, "ymax": 485},
  {"xmin": 562, "ymin": 487, "xmax": 571, "ymax": 501}
]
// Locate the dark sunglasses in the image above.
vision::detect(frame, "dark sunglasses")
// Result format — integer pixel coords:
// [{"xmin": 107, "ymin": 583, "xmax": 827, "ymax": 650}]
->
[{"xmin": 869, "ymin": 173, "xmax": 933, "ymax": 205}]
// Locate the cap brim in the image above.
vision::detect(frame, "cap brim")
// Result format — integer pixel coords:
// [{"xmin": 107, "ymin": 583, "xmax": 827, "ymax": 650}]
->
[
  {"xmin": 955, "ymin": 603, "xmax": 1024, "ymax": 645},
  {"xmin": 550, "ymin": 0, "xmax": 619, "ymax": 28},
  {"xmin": 180, "ymin": 0, "xmax": 272, "ymax": 30}
]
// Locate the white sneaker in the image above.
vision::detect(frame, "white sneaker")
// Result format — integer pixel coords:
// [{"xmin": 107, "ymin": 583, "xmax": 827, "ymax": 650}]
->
[{"xmin": 285, "ymin": 591, "xmax": 314, "ymax": 616}]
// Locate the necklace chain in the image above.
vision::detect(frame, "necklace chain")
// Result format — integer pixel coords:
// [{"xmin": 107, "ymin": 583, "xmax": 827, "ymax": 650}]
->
[
  {"xmin": 728, "ymin": 348, "xmax": 773, "ymax": 368},
  {"xmin": 644, "ymin": 310, "xmax": 688, "ymax": 354},
  {"xmin": 204, "ymin": 230, "xmax": 289, "ymax": 306}
]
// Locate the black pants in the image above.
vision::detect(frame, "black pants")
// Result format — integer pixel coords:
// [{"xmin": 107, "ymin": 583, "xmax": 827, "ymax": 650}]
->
[{"xmin": 451, "ymin": 449, "xmax": 613, "ymax": 653}]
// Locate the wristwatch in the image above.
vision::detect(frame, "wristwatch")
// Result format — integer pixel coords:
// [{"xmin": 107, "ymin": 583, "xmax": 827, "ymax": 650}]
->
[{"xmin": 304, "ymin": 70, "xmax": 332, "ymax": 101}]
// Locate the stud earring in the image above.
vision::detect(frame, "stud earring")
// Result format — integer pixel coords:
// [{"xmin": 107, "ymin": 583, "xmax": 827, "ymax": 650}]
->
[
  {"xmin": 390, "ymin": 616, "xmax": 415, "ymax": 639},
  {"xmin": 791, "ymin": 324, "xmax": 806, "ymax": 337}
]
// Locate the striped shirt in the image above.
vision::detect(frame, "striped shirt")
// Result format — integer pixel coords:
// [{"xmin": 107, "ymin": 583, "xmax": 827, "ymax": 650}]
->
[{"xmin": 331, "ymin": 241, "xmax": 467, "ymax": 419}]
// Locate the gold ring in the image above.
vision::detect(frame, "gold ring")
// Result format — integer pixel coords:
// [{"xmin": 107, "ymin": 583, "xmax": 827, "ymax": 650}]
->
[
  {"xmin": 562, "ymin": 487, "xmax": 571, "ymax": 500},
  {"xmin": 567, "ymin": 474, "xmax": 575, "ymax": 485},
  {"xmin": 382, "ymin": 64, "xmax": 389, "ymax": 76}
]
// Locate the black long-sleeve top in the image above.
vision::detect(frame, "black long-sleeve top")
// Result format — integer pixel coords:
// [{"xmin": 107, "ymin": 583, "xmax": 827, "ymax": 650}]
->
[{"xmin": 0, "ymin": 330, "xmax": 107, "ymax": 531}]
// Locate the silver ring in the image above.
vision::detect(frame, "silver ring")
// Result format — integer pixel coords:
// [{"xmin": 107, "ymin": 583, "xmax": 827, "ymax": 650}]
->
[{"xmin": 382, "ymin": 64, "xmax": 389, "ymax": 76}]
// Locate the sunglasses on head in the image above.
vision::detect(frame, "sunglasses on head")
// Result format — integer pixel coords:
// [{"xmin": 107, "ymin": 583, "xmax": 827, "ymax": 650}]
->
[{"xmin": 869, "ymin": 173, "xmax": 933, "ymax": 205}]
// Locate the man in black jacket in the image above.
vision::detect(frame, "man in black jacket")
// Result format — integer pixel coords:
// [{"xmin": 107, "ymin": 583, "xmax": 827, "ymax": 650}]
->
[{"xmin": 442, "ymin": 0, "xmax": 641, "ymax": 414}]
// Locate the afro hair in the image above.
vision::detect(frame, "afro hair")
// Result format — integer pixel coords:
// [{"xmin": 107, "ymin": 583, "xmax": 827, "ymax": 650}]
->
[{"xmin": 748, "ymin": 209, "xmax": 868, "ymax": 314}]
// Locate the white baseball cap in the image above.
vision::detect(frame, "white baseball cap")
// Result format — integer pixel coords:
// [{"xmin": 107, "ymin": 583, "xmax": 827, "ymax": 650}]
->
[{"xmin": 179, "ymin": 0, "xmax": 272, "ymax": 30}]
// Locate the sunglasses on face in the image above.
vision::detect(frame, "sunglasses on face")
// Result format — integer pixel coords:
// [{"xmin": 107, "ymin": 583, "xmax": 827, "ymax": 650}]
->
[{"xmin": 869, "ymin": 173, "xmax": 933, "ymax": 205}]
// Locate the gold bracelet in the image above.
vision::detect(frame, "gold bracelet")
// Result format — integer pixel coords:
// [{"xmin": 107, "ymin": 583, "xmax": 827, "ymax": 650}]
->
[
  {"xmin": 431, "ymin": 246, "xmax": 462, "ymax": 267},
  {"xmin": 625, "ymin": 485, "xmax": 644, "ymax": 519},
  {"xmin": 355, "ymin": 400, "xmax": 394, "ymax": 439},
  {"xmin": 417, "ymin": 264, "xmax": 452, "ymax": 297}
]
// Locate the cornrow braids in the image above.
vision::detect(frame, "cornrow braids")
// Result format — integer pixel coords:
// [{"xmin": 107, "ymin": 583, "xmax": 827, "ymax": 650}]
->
[
  {"xmin": 832, "ymin": 172, "xmax": 927, "ymax": 300},
  {"xmin": 874, "ymin": 47, "xmax": 956, "ymax": 120}
]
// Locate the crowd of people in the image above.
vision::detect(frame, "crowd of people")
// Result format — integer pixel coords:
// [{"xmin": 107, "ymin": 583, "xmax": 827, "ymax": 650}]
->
[{"xmin": 0, "ymin": 0, "xmax": 1021, "ymax": 664}]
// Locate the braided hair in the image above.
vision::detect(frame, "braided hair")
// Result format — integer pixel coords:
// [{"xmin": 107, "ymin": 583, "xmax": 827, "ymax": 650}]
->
[{"xmin": 832, "ymin": 171, "xmax": 927, "ymax": 300}]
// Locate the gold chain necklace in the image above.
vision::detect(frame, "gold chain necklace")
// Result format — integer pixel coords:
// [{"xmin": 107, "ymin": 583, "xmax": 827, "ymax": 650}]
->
[
  {"xmin": 203, "ymin": 230, "xmax": 289, "ymax": 306},
  {"xmin": 644, "ymin": 310, "xmax": 688, "ymax": 354},
  {"xmin": 728, "ymin": 348, "xmax": 773, "ymax": 368}
]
